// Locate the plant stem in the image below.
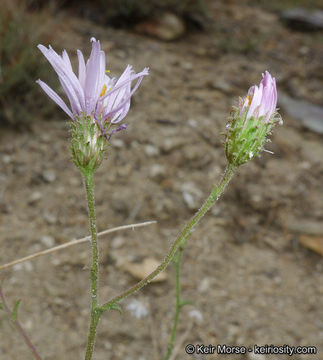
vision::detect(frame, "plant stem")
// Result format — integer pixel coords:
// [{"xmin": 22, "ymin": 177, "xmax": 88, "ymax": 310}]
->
[
  {"xmin": 0, "ymin": 288, "xmax": 43, "ymax": 360},
  {"xmin": 101, "ymin": 163, "xmax": 237, "ymax": 311},
  {"xmin": 83, "ymin": 171, "xmax": 101, "ymax": 360},
  {"xmin": 165, "ymin": 249, "xmax": 183, "ymax": 360}
]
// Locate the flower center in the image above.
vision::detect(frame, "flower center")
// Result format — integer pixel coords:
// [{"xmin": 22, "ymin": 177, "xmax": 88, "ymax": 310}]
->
[
  {"xmin": 246, "ymin": 95, "xmax": 253, "ymax": 106},
  {"xmin": 100, "ymin": 84, "xmax": 107, "ymax": 97}
]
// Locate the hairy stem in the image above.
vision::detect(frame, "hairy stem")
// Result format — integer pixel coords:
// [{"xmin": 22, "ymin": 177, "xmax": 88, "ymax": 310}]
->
[
  {"xmin": 101, "ymin": 163, "xmax": 237, "ymax": 311},
  {"xmin": 0, "ymin": 289, "xmax": 43, "ymax": 360},
  {"xmin": 83, "ymin": 171, "xmax": 101, "ymax": 360},
  {"xmin": 165, "ymin": 249, "xmax": 184, "ymax": 360}
]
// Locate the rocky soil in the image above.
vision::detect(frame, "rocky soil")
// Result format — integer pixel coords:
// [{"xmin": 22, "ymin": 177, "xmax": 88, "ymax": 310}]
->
[{"xmin": 0, "ymin": 1, "xmax": 322, "ymax": 359}]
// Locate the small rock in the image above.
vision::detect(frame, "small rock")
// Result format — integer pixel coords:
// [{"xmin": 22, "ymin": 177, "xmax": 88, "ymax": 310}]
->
[
  {"xmin": 182, "ymin": 182, "xmax": 203, "ymax": 211},
  {"xmin": 188, "ymin": 309, "xmax": 203, "ymax": 323},
  {"xmin": 42, "ymin": 169, "xmax": 56, "ymax": 183},
  {"xmin": 40, "ymin": 235, "xmax": 55, "ymax": 248},
  {"xmin": 135, "ymin": 12, "xmax": 186, "ymax": 41},
  {"xmin": 43, "ymin": 212, "xmax": 57, "ymax": 225},
  {"xmin": 2, "ymin": 155, "xmax": 12, "ymax": 164},
  {"xmin": 286, "ymin": 218, "xmax": 323, "ymax": 236},
  {"xmin": 111, "ymin": 236, "xmax": 125, "ymax": 249},
  {"xmin": 281, "ymin": 8, "xmax": 323, "ymax": 31},
  {"xmin": 111, "ymin": 139, "xmax": 125, "ymax": 148},
  {"xmin": 181, "ymin": 61, "xmax": 193, "ymax": 70},
  {"xmin": 207, "ymin": 79, "xmax": 233, "ymax": 94},
  {"xmin": 126, "ymin": 299, "xmax": 148, "ymax": 319},
  {"xmin": 279, "ymin": 93, "xmax": 323, "ymax": 134},
  {"xmin": 121, "ymin": 258, "xmax": 167, "ymax": 282},
  {"xmin": 13, "ymin": 261, "xmax": 33, "ymax": 272},
  {"xmin": 104, "ymin": 341, "xmax": 112, "ymax": 350},
  {"xmin": 28, "ymin": 191, "xmax": 42, "ymax": 204},
  {"xmin": 161, "ymin": 138, "xmax": 185, "ymax": 153},
  {"xmin": 145, "ymin": 144, "xmax": 160, "ymax": 157},
  {"xmin": 198, "ymin": 277, "xmax": 212, "ymax": 293},
  {"xmin": 149, "ymin": 164, "xmax": 166, "ymax": 182}
]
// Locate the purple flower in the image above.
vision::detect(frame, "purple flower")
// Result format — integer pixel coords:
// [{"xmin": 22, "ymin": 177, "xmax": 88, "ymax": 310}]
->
[
  {"xmin": 225, "ymin": 71, "xmax": 281, "ymax": 166},
  {"xmin": 240, "ymin": 71, "xmax": 277, "ymax": 123},
  {"xmin": 36, "ymin": 38, "xmax": 149, "ymax": 126}
]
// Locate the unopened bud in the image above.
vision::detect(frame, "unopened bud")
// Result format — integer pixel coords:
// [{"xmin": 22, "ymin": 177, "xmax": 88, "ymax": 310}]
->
[{"xmin": 224, "ymin": 71, "xmax": 282, "ymax": 166}]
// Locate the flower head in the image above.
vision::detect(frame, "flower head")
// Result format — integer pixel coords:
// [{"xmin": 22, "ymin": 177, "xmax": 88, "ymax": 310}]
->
[
  {"xmin": 224, "ymin": 71, "xmax": 282, "ymax": 166},
  {"xmin": 37, "ymin": 38, "xmax": 149, "ymax": 172}
]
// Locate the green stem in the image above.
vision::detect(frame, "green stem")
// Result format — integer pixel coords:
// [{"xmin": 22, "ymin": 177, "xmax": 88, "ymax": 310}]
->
[
  {"xmin": 165, "ymin": 249, "xmax": 183, "ymax": 360},
  {"xmin": 83, "ymin": 171, "xmax": 101, "ymax": 360},
  {"xmin": 0, "ymin": 288, "xmax": 43, "ymax": 360},
  {"xmin": 101, "ymin": 163, "xmax": 237, "ymax": 311}
]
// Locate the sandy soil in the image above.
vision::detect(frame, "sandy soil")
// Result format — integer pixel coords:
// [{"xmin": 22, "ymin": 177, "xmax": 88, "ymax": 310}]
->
[{"xmin": 0, "ymin": 2, "xmax": 322, "ymax": 359}]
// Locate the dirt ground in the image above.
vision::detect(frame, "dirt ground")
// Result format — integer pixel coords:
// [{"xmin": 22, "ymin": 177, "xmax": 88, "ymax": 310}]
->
[{"xmin": 0, "ymin": 2, "xmax": 322, "ymax": 359}]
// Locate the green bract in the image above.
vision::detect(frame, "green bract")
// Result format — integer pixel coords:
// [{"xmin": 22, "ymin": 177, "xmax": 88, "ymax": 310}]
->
[
  {"xmin": 224, "ymin": 107, "xmax": 279, "ymax": 167},
  {"xmin": 70, "ymin": 114, "xmax": 108, "ymax": 174}
]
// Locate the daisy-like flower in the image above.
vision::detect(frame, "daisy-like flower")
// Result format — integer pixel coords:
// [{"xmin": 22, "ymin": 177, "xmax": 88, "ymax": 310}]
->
[
  {"xmin": 224, "ymin": 71, "xmax": 282, "ymax": 167},
  {"xmin": 37, "ymin": 37, "xmax": 149, "ymax": 172}
]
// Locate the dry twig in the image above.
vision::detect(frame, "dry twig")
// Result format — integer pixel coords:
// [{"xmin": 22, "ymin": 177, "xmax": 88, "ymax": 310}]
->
[{"xmin": 0, "ymin": 221, "xmax": 156, "ymax": 271}]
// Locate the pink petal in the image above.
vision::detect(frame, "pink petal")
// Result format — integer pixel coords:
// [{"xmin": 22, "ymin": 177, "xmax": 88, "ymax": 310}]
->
[{"xmin": 36, "ymin": 80, "xmax": 73, "ymax": 119}]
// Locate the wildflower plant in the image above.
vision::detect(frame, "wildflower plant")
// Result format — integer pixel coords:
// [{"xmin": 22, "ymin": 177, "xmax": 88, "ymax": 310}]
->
[
  {"xmin": 0, "ymin": 34, "xmax": 282, "ymax": 360},
  {"xmin": 37, "ymin": 38, "xmax": 149, "ymax": 359}
]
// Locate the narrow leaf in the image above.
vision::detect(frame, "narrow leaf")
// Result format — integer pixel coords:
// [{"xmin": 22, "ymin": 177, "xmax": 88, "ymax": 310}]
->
[
  {"xmin": 108, "ymin": 303, "xmax": 122, "ymax": 314},
  {"xmin": 11, "ymin": 299, "xmax": 21, "ymax": 321},
  {"xmin": 180, "ymin": 299, "xmax": 194, "ymax": 308}
]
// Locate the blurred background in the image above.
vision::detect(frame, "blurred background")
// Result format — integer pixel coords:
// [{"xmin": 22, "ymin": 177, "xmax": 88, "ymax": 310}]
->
[{"xmin": 0, "ymin": 0, "xmax": 322, "ymax": 359}]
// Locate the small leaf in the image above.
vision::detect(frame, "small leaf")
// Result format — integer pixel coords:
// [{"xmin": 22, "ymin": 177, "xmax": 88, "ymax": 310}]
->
[
  {"xmin": 108, "ymin": 303, "xmax": 122, "ymax": 314},
  {"xmin": 0, "ymin": 303, "xmax": 4, "ymax": 310},
  {"xmin": 180, "ymin": 299, "xmax": 195, "ymax": 308},
  {"xmin": 11, "ymin": 299, "xmax": 21, "ymax": 321}
]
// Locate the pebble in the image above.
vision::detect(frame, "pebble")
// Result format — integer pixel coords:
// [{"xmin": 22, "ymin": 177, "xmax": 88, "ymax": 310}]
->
[
  {"xmin": 121, "ymin": 257, "xmax": 167, "ymax": 282},
  {"xmin": 198, "ymin": 277, "xmax": 212, "ymax": 293},
  {"xmin": 188, "ymin": 309, "xmax": 203, "ymax": 323},
  {"xmin": 42, "ymin": 169, "xmax": 56, "ymax": 183},
  {"xmin": 43, "ymin": 212, "xmax": 57, "ymax": 225},
  {"xmin": 40, "ymin": 235, "xmax": 55, "ymax": 247},
  {"xmin": 2, "ymin": 155, "xmax": 12, "ymax": 164},
  {"xmin": 111, "ymin": 236, "xmax": 125, "ymax": 249},
  {"xmin": 144, "ymin": 144, "xmax": 160, "ymax": 157},
  {"xmin": 281, "ymin": 8, "xmax": 323, "ymax": 31},
  {"xmin": 135, "ymin": 12, "xmax": 185, "ymax": 41},
  {"xmin": 182, "ymin": 182, "xmax": 203, "ymax": 210},
  {"xmin": 111, "ymin": 139, "xmax": 125, "ymax": 148},
  {"xmin": 161, "ymin": 138, "xmax": 185, "ymax": 153},
  {"xmin": 149, "ymin": 164, "xmax": 166, "ymax": 182},
  {"xmin": 13, "ymin": 261, "xmax": 33, "ymax": 272},
  {"xmin": 279, "ymin": 92, "xmax": 323, "ymax": 134},
  {"xmin": 28, "ymin": 191, "xmax": 42, "ymax": 204}
]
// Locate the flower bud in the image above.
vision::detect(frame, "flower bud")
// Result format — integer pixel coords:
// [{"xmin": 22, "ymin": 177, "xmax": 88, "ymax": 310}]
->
[
  {"xmin": 224, "ymin": 71, "xmax": 282, "ymax": 166},
  {"xmin": 70, "ymin": 114, "xmax": 107, "ymax": 173}
]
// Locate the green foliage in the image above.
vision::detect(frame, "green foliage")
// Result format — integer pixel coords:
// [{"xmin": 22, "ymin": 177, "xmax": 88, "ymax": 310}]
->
[
  {"xmin": 0, "ymin": 0, "xmax": 56, "ymax": 126},
  {"xmin": 11, "ymin": 299, "xmax": 21, "ymax": 322}
]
